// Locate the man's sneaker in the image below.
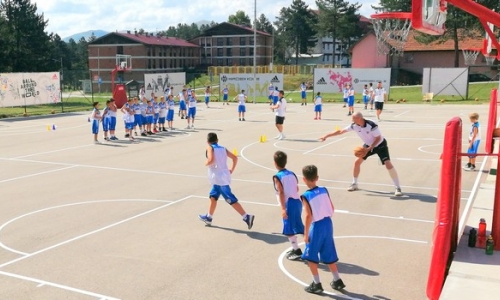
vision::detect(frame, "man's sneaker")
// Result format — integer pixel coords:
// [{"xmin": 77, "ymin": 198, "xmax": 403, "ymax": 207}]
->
[
  {"xmin": 185, "ymin": 125, "xmax": 191, "ymax": 129},
  {"xmin": 470, "ymin": 164, "xmax": 476, "ymax": 171},
  {"xmin": 243, "ymin": 214, "xmax": 255, "ymax": 229},
  {"xmin": 347, "ymin": 184, "xmax": 358, "ymax": 192},
  {"xmin": 304, "ymin": 282, "xmax": 323, "ymax": 294},
  {"xmin": 286, "ymin": 248, "xmax": 303, "ymax": 261},
  {"xmin": 141, "ymin": 132, "xmax": 147, "ymax": 137},
  {"xmin": 198, "ymin": 214, "xmax": 212, "ymax": 226},
  {"xmin": 394, "ymin": 187, "xmax": 403, "ymax": 196},
  {"xmin": 125, "ymin": 133, "xmax": 130, "ymax": 138},
  {"xmin": 331, "ymin": 279, "xmax": 346, "ymax": 291},
  {"xmin": 242, "ymin": 118, "xmax": 245, "ymax": 121}
]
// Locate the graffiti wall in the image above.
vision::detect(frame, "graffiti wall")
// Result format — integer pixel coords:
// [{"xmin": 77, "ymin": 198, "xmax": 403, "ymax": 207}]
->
[
  {"xmin": 0, "ymin": 72, "xmax": 61, "ymax": 107},
  {"xmin": 313, "ymin": 68, "xmax": 391, "ymax": 93},
  {"xmin": 144, "ymin": 72, "xmax": 186, "ymax": 98}
]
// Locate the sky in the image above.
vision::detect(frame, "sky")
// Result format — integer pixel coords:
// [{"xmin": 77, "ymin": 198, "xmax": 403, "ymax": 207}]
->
[{"xmin": 36, "ymin": 0, "xmax": 378, "ymax": 39}]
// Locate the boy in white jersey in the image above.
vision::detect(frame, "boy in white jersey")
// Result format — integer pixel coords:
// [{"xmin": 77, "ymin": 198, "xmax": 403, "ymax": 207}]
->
[
  {"xmin": 177, "ymin": 88, "xmax": 187, "ymax": 119},
  {"xmin": 222, "ymin": 85, "xmax": 229, "ymax": 105},
  {"xmin": 342, "ymin": 83, "xmax": 349, "ymax": 108},
  {"xmin": 270, "ymin": 90, "xmax": 287, "ymax": 140},
  {"xmin": 273, "ymin": 151, "xmax": 304, "ymax": 261},
  {"xmin": 234, "ymin": 89, "xmax": 247, "ymax": 121},
  {"xmin": 204, "ymin": 86, "xmax": 211, "ymax": 108},
  {"xmin": 362, "ymin": 84, "xmax": 369, "ymax": 110},
  {"xmin": 300, "ymin": 82, "xmax": 307, "ymax": 106},
  {"xmin": 314, "ymin": 92, "xmax": 322, "ymax": 120},
  {"xmin": 101, "ymin": 99, "xmax": 111, "ymax": 141},
  {"xmin": 463, "ymin": 112, "xmax": 480, "ymax": 171},
  {"xmin": 108, "ymin": 98, "xmax": 118, "ymax": 140},
  {"xmin": 199, "ymin": 133, "xmax": 255, "ymax": 229},
  {"xmin": 268, "ymin": 83, "xmax": 274, "ymax": 105},
  {"xmin": 166, "ymin": 95, "xmax": 175, "ymax": 130},
  {"xmin": 368, "ymin": 83, "xmax": 374, "ymax": 110},
  {"xmin": 301, "ymin": 165, "xmax": 345, "ymax": 294},
  {"xmin": 373, "ymin": 81, "xmax": 387, "ymax": 121},
  {"xmin": 186, "ymin": 93, "xmax": 197, "ymax": 129},
  {"xmin": 319, "ymin": 112, "xmax": 402, "ymax": 196},
  {"xmin": 158, "ymin": 96, "xmax": 167, "ymax": 132},
  {"xmin": 90, "ymin": 101, "xmax": 102, "ymax": 144}
]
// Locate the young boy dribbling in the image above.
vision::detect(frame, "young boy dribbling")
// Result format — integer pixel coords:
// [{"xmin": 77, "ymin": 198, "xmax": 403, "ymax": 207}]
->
[{"xmin": 301, "ymin": 165, "xmax": 345, "ymax": 294}]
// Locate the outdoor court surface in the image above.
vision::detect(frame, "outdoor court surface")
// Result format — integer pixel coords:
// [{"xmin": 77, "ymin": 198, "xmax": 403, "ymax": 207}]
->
[{"xmin": 0, "ymin": 100, "xmax": 492, "ymax": 300}]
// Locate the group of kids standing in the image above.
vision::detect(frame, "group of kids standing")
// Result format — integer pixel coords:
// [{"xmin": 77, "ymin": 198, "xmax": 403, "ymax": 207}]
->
[{"xmin": 198, "ymin": 131, "xmax": 346, "ymax": 294}]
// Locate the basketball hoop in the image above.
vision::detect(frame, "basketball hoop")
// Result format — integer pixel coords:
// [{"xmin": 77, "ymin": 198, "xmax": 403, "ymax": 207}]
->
[
  {"xmin": 484, "ymin": 54, "xmax": 496, "ymax": 66},
  {"xmin": 371, "ymin": 12, "xmax": 412, "ymax": 56},
  {"xmin": 462, "ymin": 49, "xmax": 481, "ymax": 66}
]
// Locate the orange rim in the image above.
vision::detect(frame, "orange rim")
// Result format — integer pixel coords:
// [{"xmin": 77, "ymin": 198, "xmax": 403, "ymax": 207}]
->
[{"xmin": 370, "ymin": 12, "xmax": 412, "ymax": 20}]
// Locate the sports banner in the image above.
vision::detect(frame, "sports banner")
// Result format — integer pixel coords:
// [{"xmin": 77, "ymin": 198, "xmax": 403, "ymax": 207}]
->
[
  {"xmin": 313, "ymin": 68, "xmax": 391, "ymax": 93},
  {"xmin": 219, "ymin": 73, "xmax": 284, "ymax": 97},
  {"xmin": 144, "ymin": 72, "xmax": 186, "ymax": 98},
  {"xmin": 0, "ymin": 72, "xmax": 61, "ymax": 107}
]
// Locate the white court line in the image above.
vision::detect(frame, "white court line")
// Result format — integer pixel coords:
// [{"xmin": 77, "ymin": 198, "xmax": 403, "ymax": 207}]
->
[
  {"xmin": 0, "ymin": 270, "xmax": 119, "ymax": 300},
  {"xmin": 0, "ymin": 195, "xmax": 191, "ymax": 269},
  {"xmin": 13, "ymin": 144, "xmax": 94, "ymax": 159},
  {"xmin": 0, "ymin": 199, "xmax": 172, "ymax": 255},
  {"xmin": 303, "ymin": 137, "xmax": 346, "ymax": 154},
  {"xmin": 240, "ymin": 142, "xmax": 275, "ymax": 172},
  {"xmin": 0, "ymin": 166, "xmax": 76, "ymax": 185},
  {"xmin": 394, "ymin": 110, "xmax": 411, "ymax": 118},
  {"xmin": 336, "ymin": 209, "xmax": 433, "ymax": 223}
]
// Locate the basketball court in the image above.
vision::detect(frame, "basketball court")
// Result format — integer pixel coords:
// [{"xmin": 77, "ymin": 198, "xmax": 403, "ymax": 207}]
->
[{"xmin": 0, "ymin": 101, "xmax": 492, "ymax": 299}]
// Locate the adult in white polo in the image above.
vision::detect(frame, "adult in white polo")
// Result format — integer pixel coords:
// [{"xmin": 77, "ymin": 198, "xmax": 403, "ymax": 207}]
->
[{"xmin": 373, "ymin": 81, "xmax": 387, "ymax": 121}]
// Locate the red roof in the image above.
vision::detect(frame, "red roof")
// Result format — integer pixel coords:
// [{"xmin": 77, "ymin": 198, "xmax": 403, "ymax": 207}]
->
[
  {"xmin": 397, "ymin": 30, "xmax": 485, "ymax": 51},
  {"xmin": 116, "ymin": 32, "xmax": 199, "ymax": 47}
]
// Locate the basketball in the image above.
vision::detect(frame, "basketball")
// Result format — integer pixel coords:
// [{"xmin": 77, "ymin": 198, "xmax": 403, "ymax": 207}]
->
[{"xmin": 354, "ymin": 146, "xmax": 367, "ymax": 158}]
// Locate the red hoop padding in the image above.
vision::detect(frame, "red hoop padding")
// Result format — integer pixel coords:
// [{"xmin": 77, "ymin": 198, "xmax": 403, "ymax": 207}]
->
[
  {"xmin": 370, "ymin": 12, "xmax": 412, "ymax": 20},
  {"xmin": 427, "ymin": 117, "xmax": 462, "ymax": 300},
  {"xmin": 485, "ymin": 89, "xmax": 498, "ymax": 154}
]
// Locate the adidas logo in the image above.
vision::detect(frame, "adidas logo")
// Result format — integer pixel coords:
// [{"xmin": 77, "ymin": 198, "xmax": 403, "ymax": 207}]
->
[
  {"xmin": 221, "ymin": 75, "xmax": 228, "ymax": 82},
  {"xmin": 316, "ymin": 77, "xmax": 327, "ymax": 85},
  {"xmin": 52, "ymin": 74, "xmax": 58, "ymax": 80},
  {"xmin": 270, "ymin": 76, "xmax": 280, "ymax": 83}
]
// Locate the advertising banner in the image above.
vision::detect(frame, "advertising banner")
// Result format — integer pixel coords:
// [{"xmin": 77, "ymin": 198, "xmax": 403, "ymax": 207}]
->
[{"xmin": 0, "ymin": 72, "xmax": 61, "ymax": 107}]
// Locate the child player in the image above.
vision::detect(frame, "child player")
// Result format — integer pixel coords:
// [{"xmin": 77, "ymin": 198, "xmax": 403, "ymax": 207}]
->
[
  {"xmin": 198, "ymin": 132, "xmax": 255, "ymax": 229},
  {"xmin": 158, "ymin": 96, "xmax": 167, "ymax": 132},
  {"xmin": 463, "ymin": 112, "xmax": 481, "ymax": 171},
  {"xmin": 166, "ymin": 94, "xmax": 175, "ymax": 130},
  {"xmin": 273, "ymin": 151, "xmax": 304, "ymax": 261},
  {"xmin": 90, "ymin": 101, "xmax": 102, "ymax": 144},
  {"xmin": 314, "ymin": 92, "xmax": 322, "ymax": 120},
  {"xmin": 301, "ymin": 165, "xmax": 345, "ymax": 294}
]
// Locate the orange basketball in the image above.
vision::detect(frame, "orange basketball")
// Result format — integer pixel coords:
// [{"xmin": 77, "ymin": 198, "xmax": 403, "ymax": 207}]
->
[{"xmin": 354, "ymin": 146, "xmax": 367, "ymax": 158}]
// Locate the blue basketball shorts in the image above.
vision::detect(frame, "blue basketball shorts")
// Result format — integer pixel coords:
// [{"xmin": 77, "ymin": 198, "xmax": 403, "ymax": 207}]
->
[
  {"xmin": 302, "ymin": 217, "xmax": 339, "ymax": 264},
  {"xmin": 283, "ymin": 198, "xmax": 304, "ymax": 236},
  {"xmin": 209, "ymin": 185, "xmax": 238, "ymax": 205}
]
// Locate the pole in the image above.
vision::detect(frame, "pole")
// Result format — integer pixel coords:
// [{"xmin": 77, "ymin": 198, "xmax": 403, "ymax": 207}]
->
[
  {"xmin": 60, "ymin": 57, "xmax": 64, "ymax": 112},
  {"xmin": 253, "ymin": 0, "xmax": 257, "ymax": 104}
]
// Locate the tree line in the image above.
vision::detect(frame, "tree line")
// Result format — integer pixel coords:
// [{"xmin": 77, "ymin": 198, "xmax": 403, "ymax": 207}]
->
[{"xmin": 0, "ymin": 0, "xmax": 498, "ymax": 81}]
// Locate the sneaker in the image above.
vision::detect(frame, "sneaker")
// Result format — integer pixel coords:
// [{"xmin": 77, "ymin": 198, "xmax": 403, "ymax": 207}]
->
[
  {"xmin": 125, "ymin": 133, "xmax": 130, "ymax": 138},
  {"xmin": 286, "ymin": 248, "xmax": 303, "ymax": 261},
  {"xmin": 314, "ymin": 117, "xmax": 318, "ymax": 120},
  {"xmin": 198, "ymin": 214, "xmax": 212, "ymax": 225},
  {"xmin": 239, "ymin": 118, "xmax": 241, "ymax": 121},
  {"xmin": 94, "ymin": 140, "xmax": 100, "ymax": 144},
  {"xmin": 185, "ymin": 125, "xmax": 191, "ymax": 129},
  {"xmin": 242, "ymin": 118, "xmax": 245, "ymax": 121},
  {"xmin": 347, "ymin": 112, "xmax": 352, "ymax": 116},
  {"xmin": 141, "ymin": 132, "xmax": 147, "ymax": 137},
  {"xmin": 471, "ymin": 164, "xmax": 476, "ymax": 171},
  {"xmin": 191, "ymin": 125, "xmax": 195, "ymax": 129},
  {"xmin": 134, "ymin": 132, "xmax": 138, "ymax": 136},
  {"xmin": 275, "ymin": 134, "xmax": 281, "ymax": 139},
  {"xmin": 331, "ymin": 279, "xmax": 346, "ymax": 291},
  {"xmin": 278, "ymin": 133, "xmax": 286, "ymax": 140},
  {"xmin": 347, "ymin": 184, "xmax": 358, "ymax": 192},
  {"xmin": 243, "ymin": 214, "xmax": 255, "ymax": 229},
  {"xmin": 304, "ymin": 282, "xmax": 323, "ymax": 294},
  {"xmin": 364, "ymin": 105, "xmax": 367, "ymax": 110},
  {"xmin": 394, "ymin": 187, "xmax": 403, "ymax": 196}
]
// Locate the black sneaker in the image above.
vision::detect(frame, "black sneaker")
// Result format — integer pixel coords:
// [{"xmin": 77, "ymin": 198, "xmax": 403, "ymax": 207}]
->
[
  {"xmin": 331, "ymin": 279, "xmax": 346, "ymax": 291},
  {"xmin": 286, "ymin": 248, "xmax": 303, "ymax": 261},
  {"xmin": 304, "ymin": 282, "xmax": 323, "ymax": 294},
  {"xmin": 243, "ymin": 214, "xmax": 255, "ymax": 229},
  {"xmin": 141, "ymin": 132, "xmax": 147, "ymax": 137},
  {"xmin": 125, "ymin": 133, "xmax": 130, "ymax": 138}
]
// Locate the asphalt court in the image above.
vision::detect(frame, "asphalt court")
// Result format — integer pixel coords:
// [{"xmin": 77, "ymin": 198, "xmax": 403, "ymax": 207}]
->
[{"xmin": 0, "ymin": 101, "xmax": 492, "ymax": 300}]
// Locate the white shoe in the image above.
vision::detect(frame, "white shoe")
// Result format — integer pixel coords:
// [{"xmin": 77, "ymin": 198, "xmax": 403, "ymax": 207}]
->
[
  {"xmin": 278, "ymin": 134, "xmax": 285, "ymax": 140},
  {"xmin": 185, "ymin": 125, "xmax": 191, "ymax": 129},
  {"xmin": 347, "ymin": 184, "xmax": 358, "ymax": 191},
  {"xmin": 275, "ymin": 134, "xmax": 281, "ymax": 139},
  {"xmin": 394, "ymin": 187, "xmax": 402, "ymax": 196}
]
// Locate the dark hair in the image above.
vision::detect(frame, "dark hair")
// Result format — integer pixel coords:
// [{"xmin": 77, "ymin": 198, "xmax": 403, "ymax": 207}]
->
[
  {"xmin": 207, "ymin": 132, "xmax": 218, "ymax": 144},
  {"xmin": 105, "ymin": 100, "xmax": 111, "ymax": 104},
  {"xmin": 302, "ymin": 165, "xmax": 318, "ymax": 181},
  {"xmin": 279, "ymin": 90, "xmax": 285, "ymax": 95},
  {"xmin": 93, "ymin": 101, "xmax": 99, "ymax": 107},
  {"xmin": 316, "ymin": 92, "xmax": 321, "ymax": 96},
  {"xmin": 274, "ymin": 151, "xmax": 287, "ymax": 168},
  {"xmin": 109, "ymin": 98, "xmax": 115, "ymax": 102}
]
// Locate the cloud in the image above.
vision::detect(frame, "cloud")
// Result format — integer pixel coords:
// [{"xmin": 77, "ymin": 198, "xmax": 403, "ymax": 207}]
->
[{"xmin": 37, "ymin": 0, "xmax": 376, "ymax": 39}]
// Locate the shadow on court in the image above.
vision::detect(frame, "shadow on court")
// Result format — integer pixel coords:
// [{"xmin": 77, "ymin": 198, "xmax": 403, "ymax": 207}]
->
[
  {"xmin": 364, "ymin": 190, "xmax": 437, "ymax": 203},
  {"xmin": 209, "ymin": 225, "xmax": 288, "ymax": 244}
]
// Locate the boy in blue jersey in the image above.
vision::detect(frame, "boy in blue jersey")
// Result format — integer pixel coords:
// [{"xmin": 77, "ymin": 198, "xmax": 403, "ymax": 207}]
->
[
  {"xmin": 463, "ymin": 112, "xmax": 480, "ymax": 171},
  {"xmin": 314, "ymin": 92, "xmax": 322, "ymax": 120},
  {"xmin": 166, "ymin": 94, "xmax": 175, "ymax": 130},
  {"xmin": 347, "ymin": 83, "xmax": 355, "ymax": 116},
  {"xmin": 273, "ymin": 151, "xmax": 304, "ymax": 260},
  {"xmin": 199, "ymin": 132, "xmax": 255, "ymax": 229},
  {"xmin": 101, "ymin": 99, "xmax": 111, "ymax": 141},
  {"xmin": 300, "ymin": 82, "xmax": 307, "ymax": 106},
  {"xmin": 222, "ymin": 85, "xmax": 229, "ymax": 105},
  {"xmin": 90, "ymin": 101, "xmax": 102, "ymax": 144},
  {"xmin": 301, "ymin": 165, "xmax": 345, "ymax": 294},
  {"xmin": 108, "ymin": 98, "xmax": 118, "ymax": 140}
]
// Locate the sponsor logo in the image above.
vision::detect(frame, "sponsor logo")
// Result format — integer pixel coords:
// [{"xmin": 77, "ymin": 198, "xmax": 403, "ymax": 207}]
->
[
  {"xmin": 354, "ymin": 78, "xmax": 359, "ymax": 83},
  {"xmin": 221, "ymin": 75, "xmax": 228, "ymax": 83},
  {"xmin": 270, "ymin": 75, "xmax": 280, "ymax": 83},
  {"xmin": 316, "ymin": 77, "xmax": 327, "ymax": 85}
]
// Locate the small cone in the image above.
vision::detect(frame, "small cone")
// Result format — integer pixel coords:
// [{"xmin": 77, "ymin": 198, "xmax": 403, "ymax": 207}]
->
[
  {"xmin": 336, "ymin": 126, "xmax": 340, "ymax": 131},
  {"xmin": 47, "ymin": 125, "xmax": 51, "ymax": 131},
  {"xmin": 52, "ymin": 124, "xmax": 57, "ymax": 130},
  {"xmin": 233, "ymin": 148, "xmax": 238, "ymax": 156},
  {"xmin": 263, "ymin": 135, "xmax": 267, "ymax": 142}
]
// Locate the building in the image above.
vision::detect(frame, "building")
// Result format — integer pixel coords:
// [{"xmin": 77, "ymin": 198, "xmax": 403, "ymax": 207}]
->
[
  {"xmin": 189, "ymin": 22, "xmax": 272, "ymax": 67},
  {"xmin": 352, "ymin": 31, "xmax": 495, "ymax": 84},
  {"xmin": 88, "ymin": 31, "xmax": 200, "ymax": 92}
]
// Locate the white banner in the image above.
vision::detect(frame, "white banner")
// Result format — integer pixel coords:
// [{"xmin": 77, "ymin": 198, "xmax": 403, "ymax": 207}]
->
[
  {"xmin": 144, "ymin": 72, "xmax": 186, "ymax": 98},
  {"xmin": 0, "ymin": 72, "xmax": 61, "ymax": 107},
  {"xmin": 422, "ymin": 68, "xmax": 468, "ymax": 97},
  {"xmin": 313, "ymin": 68, "xmax": 391, "ymax": 93},
  {"xmin": 219, "ymin": 73, "xmax": 283, "ymax": 97}
]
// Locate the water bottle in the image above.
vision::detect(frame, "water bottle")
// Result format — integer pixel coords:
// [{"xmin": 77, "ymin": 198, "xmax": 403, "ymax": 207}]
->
[
  {"xmin": 468, "ymin": 228, "xmax": 477, "ymax": 247},
  {"xmin": 478, "ymin": 218, "xmax": 487, "ymax": 238},
  {"xmin": 485, "ymin": 235, "xmax": 494, "ymax": 255}
]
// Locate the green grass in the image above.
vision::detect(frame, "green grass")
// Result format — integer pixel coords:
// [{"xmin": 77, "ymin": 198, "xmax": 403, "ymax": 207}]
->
[{"xmin": 0, "ymin": 78, "xmax": 497, "ymax": 119}]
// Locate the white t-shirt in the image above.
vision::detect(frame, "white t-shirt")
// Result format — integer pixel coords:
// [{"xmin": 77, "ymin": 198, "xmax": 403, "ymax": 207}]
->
[
  {"xmin": 275, "ymin": 98, "xmax": 287, "ymax": 117},
  {"xmin": 207, "ymin": 144, "xmax": 231, "ymax": 186},
  {"xmin": 344, "ymin": 119, "xmax": 383, "ymax": 147},
  {"xmin": 314, "ymin": 95, "xmax": 322, "ymax": 105},
  {"xmin": 237, "ymin": 94, "xmax": 246, "ymax": 105},
  {"xmin": 374, "ymin": 87, "xmax": 386, "ymax": 102}
]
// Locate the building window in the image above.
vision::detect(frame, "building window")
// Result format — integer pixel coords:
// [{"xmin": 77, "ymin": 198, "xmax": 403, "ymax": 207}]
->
[
  {"xmin": 249, "ymin": 47, "xmax": 254, "ymax": 56},
  {"xmin": 117, "ymin": 46, "xmax": 123, "ymax": 55},
  {"xmin": 147, "ymin": 47, "xmax": 151, "ymax": 56},
  {"xmin": 239, "ymin": 58, "xmax": 246, "ymax": 65},
  {"xmin": 240, "ymin": 48, "xmax": 246, "ymax": 56},
  {"xmin": 227, "ymin": 37, "xmax": 233, "ymax": 46},
  {"xmin": 148, "ymin": 59, "xmax": 151, "ymax": 69},
  {"xmin": 249, "ymin": 58, "xmax": 253, "ymax": 65},
  {"xmin": 226, "ymin": 48, "xmax": 232, "ymax": 56},
  {"xmin": 217, "ymin": 58, "xmax": 223, "ymax": 66},
  {"xmin": 249, "ymin": 37, "xmax": 254, "ymax": 45},
  {"xmin": 240, "ymin": 37, "xmax": 246, "ymax": 45},
  {"xmin": 217, "ymin": 37, "xmax": 223, "ymax": 46},
  {"xmin": 217, "ymin": 48, "xmax": 223, "ymax": 56},
  {"xmin": 227, "ymin": 58, "xmax": 233, "ymax": 65}
]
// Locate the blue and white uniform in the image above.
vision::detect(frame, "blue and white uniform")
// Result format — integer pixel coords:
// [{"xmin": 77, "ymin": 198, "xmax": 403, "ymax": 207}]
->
[
  {"xmin": 314, "ymin": 95, "xmax": 322, "ymax": 112},
  {"xmin": 300, "ymin": 186, "xmax": 338, "ymax": 264},
  {"xmin": 272, "ymin": 88, "xmax": 279, "ymax": 105},
  {"xmin": 146, "ymin": 104, "xmax": 154, "ymax": 124},
  {"xmin": 159, "ymin": 101, "xmax": 167, "ymax": 125},
  {"xmin": 208, "ymin": 143, "xmax": 238, "ymax": 204},
  {"xmin": 348, "ymin": 86, "xmax": 355, "ymax": 107},
  {"xmin": 91, "ymin": 108, "xmax": 101, "ymax": 134},
  {"xmin": 300, "ymin": 83, "xmax": 307, "ymax": 99},
  {"xmin": 123, "ymin": 103, "xmax": 134, "ymax": 130},
  {"xmin": 362, "ymin": 87, "xmax": 370, "ymax": 105},
  {"xmin": 343, "ymin": 86, "xmax": 349, "ymax": 104},
  {"xmin": 187, "ymin": 95, "xmax": 197, "ymax": 119},
  {"xmin": 205, "ymin": 90, "xmax": 210, "ymax": 105},
  {"xmin": 468, "ymin": 121, "xmax": 481, "ymax": 156},
  {"xmin": 107, "ymin": 106, "xmax": 117, "ymax": 131},
  {"xmin": 167, "ymin": 99, "xmax": 175, "ymax": 121},
  {"xmin": 268, "ymin": 84, "xmax": 274, "ymax": 100},
  {"xmin": 153, "ymin": 101, "xmax": 160, "ymax": 125},
  {"xmin": 237, "ymin": 93, "xmax": 246, "ymax": 113},
  {"xmin": 178, "ymin": 91, "xmax": 186, "ymax": 111},
  {"xmin": 102, "ymin": 106, "xmax": 110, "ymax": 132},
  {"xmin": 222, "ymin": 87, "xmax": 229, "ymax": 102},
  {"xmin": 133, "ymin": 103, "xmax": 141, "ymax": 127},
  {"xmin": 274, "ymin": 169, "xmax": 304, "ymax": 235}
]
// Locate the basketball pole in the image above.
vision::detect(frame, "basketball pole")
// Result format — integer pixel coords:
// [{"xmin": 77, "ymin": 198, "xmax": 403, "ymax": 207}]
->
[{"xmin": 253, "ymin": 0, "xmax": 257, "ymax": 104}]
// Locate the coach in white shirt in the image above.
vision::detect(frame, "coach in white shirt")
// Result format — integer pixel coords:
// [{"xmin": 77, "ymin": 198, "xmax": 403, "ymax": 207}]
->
[{"xmin": 373, "ymin": 81, "xmax": 387, "ymax": 121}]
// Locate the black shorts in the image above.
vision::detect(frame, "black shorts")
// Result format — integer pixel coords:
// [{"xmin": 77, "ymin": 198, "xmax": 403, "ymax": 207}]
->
[
  {"xmin": 375, "ymin": 102, "xmax": 384, "ymax": 110},
  {"xmin": 275, "ymin": 116, "xmax": 285, "ymax": 125},
  {"xmin": 363, "ymin": 139, "xmax": 390, "ymax": 164}
]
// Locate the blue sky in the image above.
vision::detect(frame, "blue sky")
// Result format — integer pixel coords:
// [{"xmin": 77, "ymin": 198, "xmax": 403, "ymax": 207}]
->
[{"xmin": 37, "ymin": 0, "xmax": 378, "ymax": 39}]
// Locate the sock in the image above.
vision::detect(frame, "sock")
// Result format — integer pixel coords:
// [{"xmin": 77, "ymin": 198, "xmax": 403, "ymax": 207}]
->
[
  {"xmin": 242, "ymin": 213, "xmax": 248, "ymax": 220},
  {"xmin": 313, "ymin": 275, "xmax": 320, "ymax": 284},
  {"xmin": 332, "ymin": 271, "xmax": 340, "ymax": 281},
  {"xmin": 388, "ymin": 167, "xmax": 400, "ymax": 187},
  {"xmin": 288, "ymin": 236, "xmax": 299, "ymax": 250},
  {"xmin": 352, "ymin": 177, "xmax": 358, "ymax": 184},
  {"xmin": 207, "ymin": 213, "xmax": 212, "ymax": 218}
]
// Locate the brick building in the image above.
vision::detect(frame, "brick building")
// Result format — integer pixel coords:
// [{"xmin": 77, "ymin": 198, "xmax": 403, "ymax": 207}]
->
[
  {"xmin": 189, "ymin": 22, "xmax": 273, "ymax": 67},
  {"xmin": 88, "ymin": 31, "xmax": 199, "ymax": 92}
]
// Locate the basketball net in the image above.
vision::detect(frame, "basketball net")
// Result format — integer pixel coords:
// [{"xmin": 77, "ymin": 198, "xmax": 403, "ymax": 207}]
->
[
  {"xmin": 462, "ymin": 49, "xmax": 480, "ymax": 66},
  {"xmin": 371, "ymin": 16, "xmax": 412, "ymax": 56},
  {"xmin": 484, "ymin": 54, "xmax": 496, "ymax": 66}
]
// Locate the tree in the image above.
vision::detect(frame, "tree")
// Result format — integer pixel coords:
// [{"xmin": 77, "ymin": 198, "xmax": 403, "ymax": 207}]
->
[
  {"xmin": 228, "ymin": 10, "xmax": 251, "ymax": 26},
  {"xmin": 1, "ymin": 0, "xmax": 52, "ymax": 72},
  {"xmin": 254, "ymin": 14, "xmax": 273, "ymax": 33},
  {"xmin": 275, "ymin": 0, "xmax": 318, "ymax": 65}
]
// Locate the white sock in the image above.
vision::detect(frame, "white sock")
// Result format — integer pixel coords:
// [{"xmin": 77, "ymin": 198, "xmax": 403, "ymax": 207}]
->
[
  {"xmin": 207, "ymin": 213, "xmax": 212, "ymax": 218},
  {"xmin": 242, "ymin": 213, "xmax": 248, "ymax": 220},
  {"xmin": 313, "ymin": 275, "xmax": 320, "ymax": 284},
  {"xmin": 288, "ymin": 235, "xmax": 299, "ymax": 250},
  {"xmin": 352, "ymin": 177, "xmax": 358, "ymax": 184},
  {"xmin": 332, "ymin": 271, "xmax": 340, "ymax": 281},
  {"xmin": 388, "ymin": 167, "xmax": 400, "ymax": 187}
]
